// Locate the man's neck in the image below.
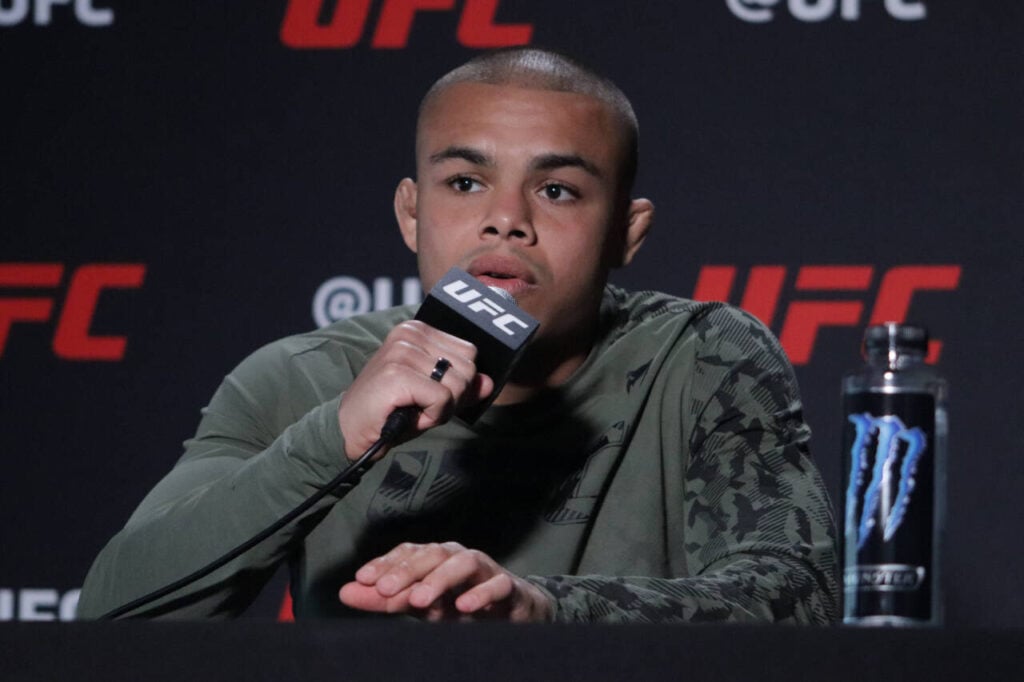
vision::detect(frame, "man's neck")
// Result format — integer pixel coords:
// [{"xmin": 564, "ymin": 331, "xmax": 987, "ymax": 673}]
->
[
  {"xmin": 491, "ymin": 319, "xmax": 599, "ymax": 406},
  {"xmin": 493, "ymin": 353, "xmax": 587, "ymax": 405}
]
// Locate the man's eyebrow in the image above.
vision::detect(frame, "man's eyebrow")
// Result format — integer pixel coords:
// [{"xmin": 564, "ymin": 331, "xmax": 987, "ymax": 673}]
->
[
  {"xmin": 531, "ymin": 153, "xmax": 603, "ymax": 179},
  {"xmin": 428, "ymin": 146, "xmax": 492, "ymax": 166}
]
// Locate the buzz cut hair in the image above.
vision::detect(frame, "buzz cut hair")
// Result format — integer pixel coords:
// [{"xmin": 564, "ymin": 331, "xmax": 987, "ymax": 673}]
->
[{"xmin": 418, "ymin": 47, "xmax": 640, "ymax": 194}]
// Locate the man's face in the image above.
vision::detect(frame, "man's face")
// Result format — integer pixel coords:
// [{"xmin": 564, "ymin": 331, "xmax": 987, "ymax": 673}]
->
[{"xmin": 396, "ymin": 82, "xmax": 651, "ymax": 347}]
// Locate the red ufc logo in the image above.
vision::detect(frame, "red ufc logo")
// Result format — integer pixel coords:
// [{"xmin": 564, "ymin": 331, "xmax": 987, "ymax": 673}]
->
[
  {"xmin": 692, "ymin": 265, "xmax": 961, "ymax": 365},
  {"xmin": 281, "ymin": 0, "xmax": 533, "ymax": 49},
  {"xmin": 0, "ymin": 263, "xmax": 146, "ymax": 361}
]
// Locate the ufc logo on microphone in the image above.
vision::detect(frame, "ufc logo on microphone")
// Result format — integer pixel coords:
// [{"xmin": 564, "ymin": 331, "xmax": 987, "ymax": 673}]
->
[
  {"xmin": 280, "ymin": 0, "xmax": 533, "ymax": 49},
  {"xmin": 442, "ymin": 279, "xmax": 529, "ymax": 336},
  {"xmin": 0, "ymin": 263, "xmax": 146, "ymax": 361},
  {"xmin": 692, "ymin": 264, "xmax": 961, "ymax": 364}
]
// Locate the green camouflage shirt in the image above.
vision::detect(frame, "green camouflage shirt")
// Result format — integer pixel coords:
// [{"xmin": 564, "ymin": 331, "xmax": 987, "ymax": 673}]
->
[{"xmin": 78, "ymin": 286, "xmax": 839, "ymax": 623}]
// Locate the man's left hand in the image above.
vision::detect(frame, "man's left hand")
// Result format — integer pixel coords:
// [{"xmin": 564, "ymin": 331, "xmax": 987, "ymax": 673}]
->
[{"xmin": 338, "ymin": 541, "xmax": 554, "ymax": 622}]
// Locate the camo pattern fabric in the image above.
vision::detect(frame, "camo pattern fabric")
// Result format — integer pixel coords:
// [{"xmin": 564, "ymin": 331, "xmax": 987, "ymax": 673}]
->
[{"xmin": 529, "ymin": 295, "xmax": 839, "ymax": 624}]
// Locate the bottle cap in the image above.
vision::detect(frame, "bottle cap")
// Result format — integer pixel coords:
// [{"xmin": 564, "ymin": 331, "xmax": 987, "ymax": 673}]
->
[{"xmin": 863, "ymin": 322, "xmax": 929, "ymax": 354}]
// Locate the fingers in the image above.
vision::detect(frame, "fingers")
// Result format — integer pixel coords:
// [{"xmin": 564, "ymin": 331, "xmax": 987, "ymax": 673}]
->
[
  {"xmin": 337, "ymin": 581, "xmax": 417, "ymax": 615},
  {"xmin": 397, "ymin": 323, "xmax": 477, "ymax": 394},
  {"xmin": 405, "ymin": 548, "xmax": 500, "ymax": 610},
  {"xmin": 338, "ymin": 542, "xmax": 553, "ymax": 622},
  {"xmin": 337, "ymin": 321, "xmax": 494, "ymax": 459},
  {"xmin": 340, "ymin": 541, "xmax": 470, "ymax": 615},
  {"xmin": 352, "ymin": 541, "xmax": 472, "ymax": 601},
  {"xmin": 379, "ymin": 324, "xmax": 480, "ymax": 415}
]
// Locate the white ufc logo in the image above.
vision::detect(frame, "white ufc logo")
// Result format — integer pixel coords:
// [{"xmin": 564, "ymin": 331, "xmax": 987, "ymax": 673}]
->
[
  {"xmin": 726, "ymin": 0, "xmax": 926, "ymax": 23},
  {"xmin": 442, "ymin": 280, "xmax": 529, "ymax": 337},
  {"xmin": 0, "ymin": 0, "xmax": 114, "ymax": 26}
]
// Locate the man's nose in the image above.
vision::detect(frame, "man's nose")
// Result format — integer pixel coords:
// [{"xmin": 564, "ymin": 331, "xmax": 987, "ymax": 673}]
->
[{"xmin": 479, "ymin": 188, "xmax": 537, "ymax": 245}]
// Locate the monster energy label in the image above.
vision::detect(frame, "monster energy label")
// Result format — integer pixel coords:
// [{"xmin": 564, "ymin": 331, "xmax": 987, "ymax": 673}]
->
[{"xmin": 842, "ymin": 392, "xmax": 936, "ymax": 624}]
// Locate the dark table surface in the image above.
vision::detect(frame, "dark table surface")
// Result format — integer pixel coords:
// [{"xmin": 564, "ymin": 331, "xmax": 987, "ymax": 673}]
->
[{"xmin": 3, "ymin": 620, "xmax": 1023, "ymax": 681}]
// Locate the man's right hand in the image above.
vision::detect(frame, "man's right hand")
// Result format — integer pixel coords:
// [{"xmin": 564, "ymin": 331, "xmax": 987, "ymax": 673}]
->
[{"xmin": 337, "ymin": 320, "xmax": 493, "ymax": 461}]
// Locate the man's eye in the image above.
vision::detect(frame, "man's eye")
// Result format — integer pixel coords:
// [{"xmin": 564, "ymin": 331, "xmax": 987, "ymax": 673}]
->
[
  {"xmin": 541, "ymin": 183, "xmax": 577, "ymax": 202},
  {"xmin": 449, "ymin": 177, "xmax": 482, "ymax": 192}
]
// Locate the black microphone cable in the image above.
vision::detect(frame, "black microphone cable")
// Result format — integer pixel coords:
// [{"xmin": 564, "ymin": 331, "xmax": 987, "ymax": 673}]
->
[{"xmin": 97, "ymin": 409, "xmax": 414, "ymax": 620}]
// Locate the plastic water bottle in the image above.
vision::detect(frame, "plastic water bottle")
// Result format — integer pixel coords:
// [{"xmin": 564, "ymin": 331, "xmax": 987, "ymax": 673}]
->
[{"xmin": 841, "ymin": 323, "xmax": 947, "ymax": 625}]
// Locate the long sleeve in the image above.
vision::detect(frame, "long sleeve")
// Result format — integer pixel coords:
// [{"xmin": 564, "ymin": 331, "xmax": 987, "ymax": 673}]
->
[
  {"xmin": 77, "ymin": 336, "xmax": 362, "ymax": 619},
  {"xmin": 527, "ymin": 305, "xmax": 839, "ymax": 624}
]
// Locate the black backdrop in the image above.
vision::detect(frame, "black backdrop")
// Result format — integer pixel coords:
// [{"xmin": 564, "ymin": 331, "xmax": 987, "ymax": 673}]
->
[{"xmin": 2, "ymin": 1, "xmax": 1021, "ymax": 625}]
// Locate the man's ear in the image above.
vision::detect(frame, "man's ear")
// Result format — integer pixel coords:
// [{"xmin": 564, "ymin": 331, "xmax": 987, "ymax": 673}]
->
[
  {"xmin": 616, "ymin": 198, "xmax": 654, "ymax": 267},
  {"xmin": 394, "ymin": 178, "xmax": 418, "ymax": 253}
]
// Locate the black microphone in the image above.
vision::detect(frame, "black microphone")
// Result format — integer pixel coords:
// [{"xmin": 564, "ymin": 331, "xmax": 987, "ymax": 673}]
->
[{"xmin": 380, "ymin": 267, "xmax": 539, "ymax": 441}]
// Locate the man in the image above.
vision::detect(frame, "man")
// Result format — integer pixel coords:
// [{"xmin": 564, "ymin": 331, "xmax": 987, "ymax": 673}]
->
[{"xmin": 78, "ymin": 48, "xmax": 838, "ymax": 623}]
